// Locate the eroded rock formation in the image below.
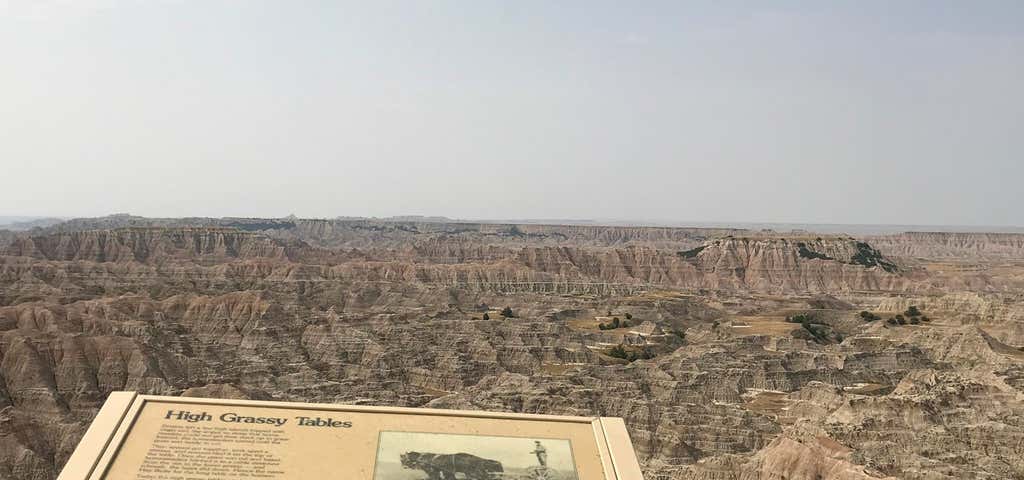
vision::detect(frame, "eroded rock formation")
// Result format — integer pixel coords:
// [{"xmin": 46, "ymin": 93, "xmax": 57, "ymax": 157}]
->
[{"xmin": 0, "ymin": 217, "xmax": 1021, "ymax": 479}]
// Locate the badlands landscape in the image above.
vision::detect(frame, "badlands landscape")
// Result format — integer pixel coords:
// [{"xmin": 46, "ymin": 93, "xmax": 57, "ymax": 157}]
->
[{"xmin": 1, "ymin": 215, "xmax": 1023, "ymax": 480}]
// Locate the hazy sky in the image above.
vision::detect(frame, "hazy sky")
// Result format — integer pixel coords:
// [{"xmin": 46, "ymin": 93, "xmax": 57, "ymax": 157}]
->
[{"xmin": 2, "ymin": 1, "xmax": 1022, "ymax": 226}]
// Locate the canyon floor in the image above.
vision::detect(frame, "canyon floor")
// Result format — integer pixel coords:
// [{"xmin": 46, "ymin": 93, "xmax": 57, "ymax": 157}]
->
[{"xmin": 1, "ymin": 216, "xmax": 1023, "ymax": 479}]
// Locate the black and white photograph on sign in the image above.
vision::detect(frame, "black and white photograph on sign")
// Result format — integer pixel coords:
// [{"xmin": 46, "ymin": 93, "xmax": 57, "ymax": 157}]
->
[{"xmin": 373, "ymin": 431, "xmax": 578, "ymax": 480}]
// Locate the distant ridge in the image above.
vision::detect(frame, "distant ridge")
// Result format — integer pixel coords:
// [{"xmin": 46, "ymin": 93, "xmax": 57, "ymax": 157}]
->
[
  {"xmin": 4, "ymin": 213, "xmax": 1022, "ymax": 236},
  {"xmin": 0, "ymin": 216, "xmax": 66, "ymax": 231}
]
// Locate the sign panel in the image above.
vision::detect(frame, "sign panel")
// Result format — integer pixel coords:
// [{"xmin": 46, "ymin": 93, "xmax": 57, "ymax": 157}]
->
[{"xmin": 59, "ymin": 393, "xmax": 642, "ymax": 480}]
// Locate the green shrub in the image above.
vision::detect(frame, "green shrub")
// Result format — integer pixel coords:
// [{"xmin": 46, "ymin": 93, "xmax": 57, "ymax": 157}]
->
[
  {"xmin": 797, "ymin": 243, "xmax": 833, "ymax": 261},
  {"xmin": 787, "ymin": 314, "xmax": 813, "ymax": 324},
  {"xmin": 802, "ymin": 322, "xmax": 826, "ymax": 340},
  {"xmin": 482, "ymin": 313, "xmax": 490, "ymax": 320},
  {"xmin": 859, "ymin": 311, "xmax": 880, "ymax": 322},
  {"xmin": 851, "ymin": 242, "xmax": 899, "ymax": 273},
  {"xmin": 677, "ymin": 246, "xmax": 706, "ymax": 259},
  {"xmin": 607, "ymin": 345, "xmax": 629, "ymax": 360},
  {"xmin": 501, "ymin": 307, "xmax": 515, "ymax": 318},
  {"xmin": 905, "ymin": 305, "xmax": 922, "ymax": 317},
  {"xmin": 606, "ymin": 344, "xmax": 654, "ymax": 362},
  {"xmin": 598, "ymin": 317, "xmax": 626, "ymax": 330}
]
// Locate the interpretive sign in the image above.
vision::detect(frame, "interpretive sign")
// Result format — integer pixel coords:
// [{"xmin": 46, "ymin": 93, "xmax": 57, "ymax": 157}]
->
[{"xmin": 58, "ymin": 392, "xmax": 643, "ymax": 480}]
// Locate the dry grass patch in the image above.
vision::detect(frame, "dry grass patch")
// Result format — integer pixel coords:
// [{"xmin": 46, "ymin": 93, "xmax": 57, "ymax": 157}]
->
[
  {"xmin": 843, "ymin": 383, "xmax": 889, "ymax": 395},
  {"xmin": 743, "ymin": 390, "xmax": 791, "ymax": 417},
  {"xmin": 419, "ymin": 386, "xmax": 451, "ymax": 398},
  {"xmin": 730, "ymin": 315, "xmax": 800, "ymax": 337},
  {"xmin": 566, "ymin": 316, "xmax": 603, "ymax": 331}
]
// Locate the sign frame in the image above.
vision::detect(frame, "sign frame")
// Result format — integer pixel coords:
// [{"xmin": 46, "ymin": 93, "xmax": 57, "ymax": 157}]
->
[{"xmin": 58, "ymin": 392, "xmax": 643, "ymax": 480}]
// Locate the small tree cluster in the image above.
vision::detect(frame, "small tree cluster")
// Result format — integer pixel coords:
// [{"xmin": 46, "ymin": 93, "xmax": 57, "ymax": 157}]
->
[
  {"xmin": 606, "ymin": 344, "xmax": 655, "ymax": 362},
  {"xmin": 885, "ymin": 305, "xmax": 930, "ymax": 327},
  {"xmin": 500, "ymin": 307, "xmax": 515, "ymax": 318},
  {"xmin": 802, "ymin": 321, "xmax": 829, "ymax": 342},
  {"xmin": 786, "ymin": 313, "xmax": 838, "ymax": 343},
  {"xmin": 786, "ymin": 314, "xmax": 814, "ymax": 324},
  {"xmin": 859, "ymin": 311, "xmax": 881, "ymax": 322},
  {"xmin": 598, "ymin": 317, "xmax": 631, "ymax": 330}
]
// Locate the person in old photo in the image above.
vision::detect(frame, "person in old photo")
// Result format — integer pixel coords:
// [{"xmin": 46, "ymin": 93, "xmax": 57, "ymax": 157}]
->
[{"xmin": 531, "ymin": 441, "xmax": 547, "ymax": 467}]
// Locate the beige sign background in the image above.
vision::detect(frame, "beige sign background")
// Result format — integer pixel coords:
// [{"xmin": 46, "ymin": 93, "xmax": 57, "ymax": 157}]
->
[{"xmin": 59, "ymin": 394, "xmax": 640, "ymax": 480}]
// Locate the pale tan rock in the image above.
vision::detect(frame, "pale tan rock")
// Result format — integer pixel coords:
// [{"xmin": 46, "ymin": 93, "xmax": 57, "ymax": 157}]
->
[{"xmin": 0, "ymin": 219, "xmax": 1021, "ymax": 479}]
